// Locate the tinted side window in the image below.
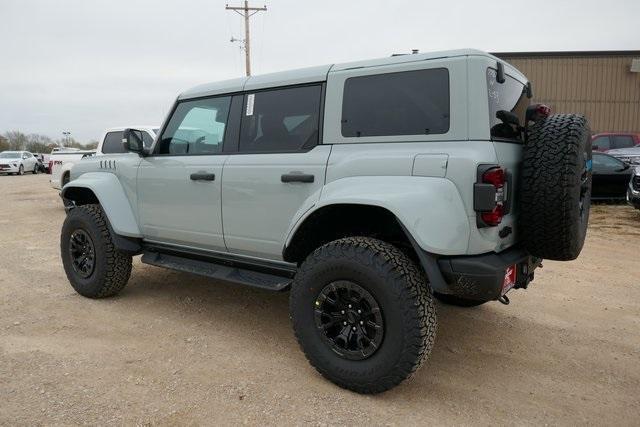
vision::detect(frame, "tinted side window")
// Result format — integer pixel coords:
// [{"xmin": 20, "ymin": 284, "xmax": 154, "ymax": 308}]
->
[
  {"xmin": 239, "ymin": 85, "xmax": 322, "ymax": 153},
  {"xmin": 592, "ymin": 153, "xmax": 623, "ymax": 171},
  {"xmin": 342, "ymin": 68, "xmax": 450, "ymax": 138},
  {"xmin": 611, "ymin": 135, "xmax": 634, "ymax": 149},
  {"xmin": 593, "ymin": 136, "xmax": 611, "ymax": 150},
  {"xmin": 102, "ymin": 131, "xmax": 126, "ymax": 154},
  {"xmin": 159, "ymin": 96, "xmax": 231, "ymax": 155}
]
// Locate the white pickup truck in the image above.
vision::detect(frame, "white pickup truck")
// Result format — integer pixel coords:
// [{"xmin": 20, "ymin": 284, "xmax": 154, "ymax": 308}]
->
[{"xmin": 50, "ymin": 126, "xmax": 157, "ymax": 190}]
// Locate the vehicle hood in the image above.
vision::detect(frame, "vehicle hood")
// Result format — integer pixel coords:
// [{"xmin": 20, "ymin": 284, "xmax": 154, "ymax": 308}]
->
[{"xmin": 606, "ymin": 147, "xmax": 640, "ymax": 156}]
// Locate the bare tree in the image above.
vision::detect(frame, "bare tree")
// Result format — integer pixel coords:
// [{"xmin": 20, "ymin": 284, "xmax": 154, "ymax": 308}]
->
[
  {"xmin": 26, "ymin": 133, "xmax": 53, "ymax": 154},
  {"xmin": 3, "ymin": 130, "xmax": 28, "ymax": 150},
  {"xmin": 0, "ymin": 136, "xmax": 9, "ymax": 152},
  {"xmin": 2, "ymin": 130, "xmax": 97, "ymax": 152},
  {"xmin": 84, "ymin": 140, "xmax": 99, "ymax": 150}
]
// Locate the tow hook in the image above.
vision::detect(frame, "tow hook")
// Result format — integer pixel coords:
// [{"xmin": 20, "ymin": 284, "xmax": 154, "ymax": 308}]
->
[{"xmin": 498, "ymin": 295, "xmax": 510, "ymax": 305}]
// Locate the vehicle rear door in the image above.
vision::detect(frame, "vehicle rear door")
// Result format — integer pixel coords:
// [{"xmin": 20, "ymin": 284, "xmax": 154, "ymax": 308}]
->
[
  {"xmin": 221, "ymin": 84, "xmax": 329, "ymax": 260},
  {"xmin": 136, "ymin": 95, "xmax": 238, "ymax": 252},
  {"xmin": 23, "ymin": 152, "xmax": 37, "ymax": 171}
]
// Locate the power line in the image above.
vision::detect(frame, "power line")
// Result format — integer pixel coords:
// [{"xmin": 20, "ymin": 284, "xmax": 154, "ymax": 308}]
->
[{"xmin": 225, "ymin": 1, "xmax": 267, "ymax": 76}]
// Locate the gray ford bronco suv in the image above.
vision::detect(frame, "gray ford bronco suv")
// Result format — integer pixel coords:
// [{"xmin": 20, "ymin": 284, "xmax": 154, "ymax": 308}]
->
[{"xmin": 61, "ymin": 49, "xmax": 592, "ymax": 393}]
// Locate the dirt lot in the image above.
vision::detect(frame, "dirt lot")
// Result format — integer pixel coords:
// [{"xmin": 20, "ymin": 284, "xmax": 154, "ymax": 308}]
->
[{"xmin": 1, "ymin": 174, "xmax": 639, "ymax": 426}]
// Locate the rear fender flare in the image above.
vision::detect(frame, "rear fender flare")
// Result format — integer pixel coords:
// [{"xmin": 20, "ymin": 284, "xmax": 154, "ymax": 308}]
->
[{"xmin": 285, "ymin": 176, "xmax": 470, "ymax": 255}]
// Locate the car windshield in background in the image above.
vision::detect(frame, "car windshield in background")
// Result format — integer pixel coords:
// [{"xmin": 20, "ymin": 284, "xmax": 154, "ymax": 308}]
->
[
  {"xmin": 0, "ymin": 152, "xmax": 20, "ymax": 158},
  {"xmin": 487, "ymin": 68, "xmax": 529, "ymax": 142}
]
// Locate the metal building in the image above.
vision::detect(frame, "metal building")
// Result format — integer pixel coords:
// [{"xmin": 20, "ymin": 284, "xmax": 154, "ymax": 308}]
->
[{"xmin": 494, "ymin": 51, "xmax": 640, "ymax": 133}]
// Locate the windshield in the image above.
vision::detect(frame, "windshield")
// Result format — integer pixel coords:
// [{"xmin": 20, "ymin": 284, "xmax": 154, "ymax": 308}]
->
[
  {"xmin": 487, "ymin": 67, "xmax": 529, "ymax": 142},
  {"xmin": 0, "ymin": 152, "xmax": 20, "ymax": 159}
]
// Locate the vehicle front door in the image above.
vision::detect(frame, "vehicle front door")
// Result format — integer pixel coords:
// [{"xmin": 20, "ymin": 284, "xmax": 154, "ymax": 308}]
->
[
  {"xmin": 592, "ymin": 153, "xmax": 630, "ymax": 198},
  {"xmin": 592, "ymin": 136, "xmax": 610, "ymax": 152},
  {"xmin": 136, "ymin": 95, "xmax": 234, "ymax": 252},
  {"xmin": 221, "ymin": 84, "xmax": 330, "ymax": 260}
]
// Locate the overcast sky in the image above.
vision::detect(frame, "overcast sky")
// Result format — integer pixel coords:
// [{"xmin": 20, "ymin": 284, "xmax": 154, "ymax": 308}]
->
[{"xmin": 1, "ymin": 0, "xmax": 638, "ymax": 142}]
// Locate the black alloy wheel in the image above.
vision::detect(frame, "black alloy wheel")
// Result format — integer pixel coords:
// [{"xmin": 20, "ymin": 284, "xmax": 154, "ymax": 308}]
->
[
  {"xmin": 68, "ymin": 229, "xmax": 96, "ymax": 278},
  {"xmin": 314, "ymin": 280, "xmax": 384, "ymax": 360}
]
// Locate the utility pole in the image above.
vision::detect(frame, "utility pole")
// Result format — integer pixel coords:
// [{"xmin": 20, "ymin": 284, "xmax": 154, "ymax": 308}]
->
[
  {"xmin": 62, "ymin": 131, "xmax": 71, "ymax": 146},
  {"xmin": 225, "ymin": 1, "xmax": 267, "ymax": 76}
]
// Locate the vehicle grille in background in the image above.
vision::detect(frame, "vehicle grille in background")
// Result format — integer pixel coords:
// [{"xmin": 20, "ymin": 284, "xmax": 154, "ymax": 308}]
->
[{"xmin": 633, "ymin": 176, "xmax": 640, "ymax": 191}]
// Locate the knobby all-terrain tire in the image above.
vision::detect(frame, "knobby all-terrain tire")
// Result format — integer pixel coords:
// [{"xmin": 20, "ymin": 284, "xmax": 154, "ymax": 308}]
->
[
  {"xmin": 290, "ymin": 237, "xmax": 437, "ymax": 394},
  {"xmin": 519, "ymin": 114, "xmax": 592, "ymax": 261},
  {"xmin": 61, "ymin": 204, "xmax": 132, "ymax": 298},
  {"xmin": 433, "ymin": 292, "xmax": 486, "ymax": 307}
]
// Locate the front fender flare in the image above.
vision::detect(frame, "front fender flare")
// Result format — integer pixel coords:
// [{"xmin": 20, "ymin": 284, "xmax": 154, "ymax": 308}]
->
[
  {"xmin": 285, "ymin": 176, "xmax": 470, "ymax": 255},
  {"xmin": 61, "ymin": 172, "xmax": 141, "ymax": 238}
]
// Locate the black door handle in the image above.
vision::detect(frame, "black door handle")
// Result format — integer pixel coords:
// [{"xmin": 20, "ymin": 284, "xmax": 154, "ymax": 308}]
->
[
  {"xmin": 190, "ymin": 173, "xmax": 216, "ymax": 181},
  {"xmin": 281, "ymin": 173, "xmax": 314, "ymax": 183}
]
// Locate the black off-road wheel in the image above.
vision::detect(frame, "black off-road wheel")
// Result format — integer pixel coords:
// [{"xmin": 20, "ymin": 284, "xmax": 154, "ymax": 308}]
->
[
  {"xmin": 61, "ymin": 204, "xmax": 132, "ymax": 298},
  {"xmin": 290, "ymin": 237, "xmax": 437, "ymax": 394},
  {"xmin": 520, "ymin": 114, "xmax": 592, "ymax": 261},
  {"xmin": 433, "ymin": 292, "xmax": 486, "ymax": 307}
]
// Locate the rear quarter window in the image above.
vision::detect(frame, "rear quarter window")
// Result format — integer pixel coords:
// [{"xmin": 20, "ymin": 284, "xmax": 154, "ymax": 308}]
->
[
  {"xmin": 487, "ymin": 68, "xmax": 529, "ymax": 142},
  {"xmin": 341, "ymin": 68, "xmax": 450, "ymax": 137}
]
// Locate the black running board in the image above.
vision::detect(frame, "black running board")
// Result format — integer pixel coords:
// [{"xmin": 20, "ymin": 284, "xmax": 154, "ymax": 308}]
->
[{"xmin": 141, "ymin": 251, "xmax": 292, "ymax": 292}]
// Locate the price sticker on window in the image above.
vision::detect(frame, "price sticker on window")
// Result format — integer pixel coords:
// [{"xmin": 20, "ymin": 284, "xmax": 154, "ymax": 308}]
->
[{"xmin": 246, "ymin": 93, "xmax": 255, "ymax": 116}]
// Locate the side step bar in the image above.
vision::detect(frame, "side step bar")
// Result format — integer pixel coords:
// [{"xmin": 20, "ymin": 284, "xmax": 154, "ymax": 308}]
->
[{"xmin": 141, "ymin": 251, "xmax": 292, "ymax": 292}]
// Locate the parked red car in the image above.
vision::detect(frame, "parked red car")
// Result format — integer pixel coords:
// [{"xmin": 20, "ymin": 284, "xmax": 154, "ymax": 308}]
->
[{"xmin": 592, "ymin": 132, "xmax": 640, "ymax": 152}]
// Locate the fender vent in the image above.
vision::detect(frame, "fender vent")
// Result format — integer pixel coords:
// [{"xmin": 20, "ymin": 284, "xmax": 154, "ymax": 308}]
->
[{"xmin": 99, "ymin": 160, "xmax": 116, "ymax": 170}]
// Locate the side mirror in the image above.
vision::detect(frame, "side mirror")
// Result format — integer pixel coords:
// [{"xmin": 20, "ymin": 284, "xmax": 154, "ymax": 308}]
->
[
  {"xmin": 592, "ymin": 145, "xmax": 599, "ymax": 151},
  {"xmin": 617, "ymin": 163, "xmax": 630, "ymax": 172},
  {"xmin": 122, "ymin": 128, "xmax": 147, "ymax": 156}
]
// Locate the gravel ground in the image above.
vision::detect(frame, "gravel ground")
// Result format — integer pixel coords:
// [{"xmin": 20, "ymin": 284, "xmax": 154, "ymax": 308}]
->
[{"xmin": 1, "ymin": 174, "xmax": 639, "ymax": 426}]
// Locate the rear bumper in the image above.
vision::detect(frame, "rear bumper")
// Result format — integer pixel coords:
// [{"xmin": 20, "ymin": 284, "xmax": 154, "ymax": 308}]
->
[{"xmin": 433, "ymin": 246, "xmax": 541, "ymax": 302}]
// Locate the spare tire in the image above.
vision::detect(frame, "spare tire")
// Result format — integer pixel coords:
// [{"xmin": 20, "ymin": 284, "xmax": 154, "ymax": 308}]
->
[{"xmin": 519, "ymin": 114, "xmax": 592, "ymax": 261}]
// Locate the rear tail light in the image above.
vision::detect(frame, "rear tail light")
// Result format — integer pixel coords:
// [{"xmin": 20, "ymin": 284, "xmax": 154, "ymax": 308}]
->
[
  {"xmin": 526, "ymin": 103, "xmax": 551, "ymax": 122},
  {"xmin": 502, "ymin": 264, "xmax": 517, "ymax": 294},
  {"xmin": 482, "ymin": 167, "xmax": 506, "ymax": 188},
  {"xmin": 535, "ymin": 104, "xmax": 551, "ymax": 117},
  {"xmin": 48, "ymin": 160, "xmax": 53, "ymax": 172},
  {"xmin": 480, "ymin": 167, "xmax": 506, "ymax": 226},
  {"xmin": 481, "ymin": 204, "xmax": 504, "ymax": 226}
]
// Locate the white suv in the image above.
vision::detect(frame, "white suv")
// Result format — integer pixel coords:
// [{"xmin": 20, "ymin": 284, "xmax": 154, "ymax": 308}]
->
[
  {"xmin": 59, "ymin": 49, "xmax": 592, "ymax": 393},
  {"xmin": 0, "ymin": 151, "xmax": 39, "ymax": 175}
]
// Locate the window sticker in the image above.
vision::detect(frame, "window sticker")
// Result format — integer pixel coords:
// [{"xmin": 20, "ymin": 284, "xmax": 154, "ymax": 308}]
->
[{"xmin": 246, "ymin": 93, "xmax": 255, "ymax": 116}]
